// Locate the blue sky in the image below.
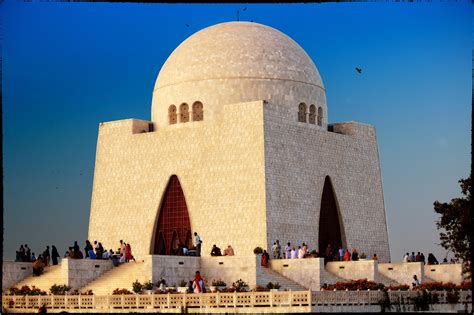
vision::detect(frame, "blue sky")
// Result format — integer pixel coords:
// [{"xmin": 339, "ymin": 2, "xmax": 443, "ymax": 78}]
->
[{"xmin": 2, "ymin": 1, "xmax": 471, "ymax": 261}]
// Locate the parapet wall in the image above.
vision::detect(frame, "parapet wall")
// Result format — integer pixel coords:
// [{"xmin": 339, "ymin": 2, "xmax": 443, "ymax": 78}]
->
[
  {"xmin": 270, "ymin": 258, "xmax": 323, "ymax": 291},
  {"xmin": 145, "ymin": 255, "xmax": 258, "ymax": 289},
  {"xmin": 325, "ymin": 260, "xmax": 377, "ymax": 282},
  {"xmin": 145, "ymin": 255, "xmax": 200, "ymax": 287},
  {"xmin": 62, "ymin": 258, "xmax": 114, "ymax": 289},
  {"xmin": 378, "ymin": 262, "xmax": 424, "ymax": 285},
  {"xmin": 424, "ymin": 264, "xmax": 464, "ymax": 284},
  {"xmin": 201, "ymin": 255, "xmax": 258, "ymax": 289},
  {"xmin": 2, "ymin": 261, "xmax": 32, "ymax": 290}
]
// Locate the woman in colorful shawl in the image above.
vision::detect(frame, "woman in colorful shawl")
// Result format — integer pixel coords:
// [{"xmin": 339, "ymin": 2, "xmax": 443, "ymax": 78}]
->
[
  {"xmin": 193, "ymin": 271, "xmax": 205, "ymax": 293},
  {"xmin": 261, "ymin": 250, "xmax": 270, "ymax": 268}
]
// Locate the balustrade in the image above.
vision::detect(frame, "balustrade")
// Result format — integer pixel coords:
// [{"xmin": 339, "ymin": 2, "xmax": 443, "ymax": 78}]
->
[{"xmin": 3, "ymin": 290, "xmax": 471, "ymax": 311}]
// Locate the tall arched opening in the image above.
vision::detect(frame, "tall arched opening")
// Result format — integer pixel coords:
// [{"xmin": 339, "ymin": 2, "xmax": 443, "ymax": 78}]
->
[
  {"xmin": 152, "ymin": 175, "xmax": 191, "ymax": 255},
  {"xmin": 318, "ymin": 176, "xmax": 345, "ymax": 257}
]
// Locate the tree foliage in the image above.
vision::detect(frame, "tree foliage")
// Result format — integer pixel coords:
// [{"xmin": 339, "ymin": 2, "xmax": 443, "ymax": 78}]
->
[{"xmin": 433, "ymin": 176, "xmax": 471, "ymax": 277}]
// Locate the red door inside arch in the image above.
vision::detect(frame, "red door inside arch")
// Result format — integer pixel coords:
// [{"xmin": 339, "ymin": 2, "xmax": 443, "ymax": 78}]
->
[{"xmin": 152, "ymin": 175, "xmax": 191, "ymax": 255}]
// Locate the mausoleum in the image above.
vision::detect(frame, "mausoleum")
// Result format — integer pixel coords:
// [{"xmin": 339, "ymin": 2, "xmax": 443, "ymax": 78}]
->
[
  {"xmin": 87, "ymin": 21, "xmax": 391, "ymax": 262},
  {"xmin": 4, "ymin": 23, "xmax": 470, "ymax": 314}
]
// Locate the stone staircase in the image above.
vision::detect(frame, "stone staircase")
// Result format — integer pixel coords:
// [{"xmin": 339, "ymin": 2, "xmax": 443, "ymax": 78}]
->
[
  {"xmin": 257, "ymin": 267, "xmax": 307, "ymax": 291},
  {"xmin": 324, "ymin": 267, "xmax": 400, "ymax": 286},
  {"xmin": 12, "ymin": 265, "xmax": 64, "ymax": 293},
  {"xmin": 375, "ymin": 273, "xmax": 402, "ymax": 286},
  {"xmin": 323, "ymin": 268, "xmax": 347, "ymax": 285},
  {"xmin": 80, "ymin": 261, "xmax": 147, "ymax": 295}
]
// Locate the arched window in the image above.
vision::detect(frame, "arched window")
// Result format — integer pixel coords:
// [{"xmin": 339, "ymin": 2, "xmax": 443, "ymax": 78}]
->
[
  {"xmin": 169, "ymin": 105, "xmax": 177, "ymax": 125},
  {"xmin": 317, "ymin": 106, "xmax": 323, "ymax": 126},
  {"xmin": 180, "ymin": 103, "xmax": 189, "ymax": 123},
  {"xmin": 298, "ymin": 103, "xmax": 307, "ymax": 123},
  {"xmin": 192, "ymin": 101, "xmax": 203, "ymax": 121},
  {"xmin": 309, "ymin": 105, "xmax": 316, "ymax": 124}
]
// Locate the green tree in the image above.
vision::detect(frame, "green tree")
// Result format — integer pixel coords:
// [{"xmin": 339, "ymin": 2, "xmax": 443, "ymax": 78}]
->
[{"xmin": 433, "ymin": 176, "xmax": 471, "ymax": 278}]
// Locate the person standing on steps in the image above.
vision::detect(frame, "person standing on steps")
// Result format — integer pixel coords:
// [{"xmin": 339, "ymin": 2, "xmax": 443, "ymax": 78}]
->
[
  {"xmin": 338, "ymin": 246, "xmax": 344, "ymax": 261},
  {"xmin": 261, "ymin": 250, "xmax": 270, "ymax": 268},
  {"xmin": 275, "ymin": 240, "xmax": 282, "ymax": 259},
  {"xmin": 84, "ymin": 240, "xmax": 93, "ymax": 258},
  {"xmin": 193, "ymin": 271, "xmax": 205, "ymax": 293},
  {"xmin": 285, "ymin": 242, "xmax": 291, "ymax": 259},
  {"xmin": 51, "ymin": 246, "xmax": 60, "ymax": 265},
  {"xmin": 25, "ymin": 245, "xmax": 31, "ymax": 262},
  {"xmin": 194, "ymin": 232, "xmax": 202, "ymax": 257},
  {"xmin": 43, "ymin": 246, "xmax": 51, "ymax": 266}
]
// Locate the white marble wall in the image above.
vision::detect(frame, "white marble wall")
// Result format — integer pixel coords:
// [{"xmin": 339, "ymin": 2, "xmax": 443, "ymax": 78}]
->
[
  {"xmin": 145, "ymin": 255, "xmax": 258, "ymax": 289},
  {"xmin": 62, "ymin": 258, "xmax": 114, "ymax": 289},
  {"xmin": 378, "ymin": 262, "xmax": 424, "ymax": 285},
  {"xmin": 424, "ymin": 264, "xmax": 464, "ymax": 284},
  {"xmin": 2, "ymin": 261, "xmax": 33, "ymax": 290},
  {"xmin": 325, "ymin": 260, "xmax": 377, "ymax": 282},
  {"xmin": 270, "ymin": 258, "xmax": 323, "ymax": 291},
  {"xmin": 146, "ymin": 256, "xmax": 200, "ymax": 287},
  {"xmin": 263, "ymin": 102, "xmax": 390, "ymax": 262},
  {"xmin": 200, "ymin": 255, "xmax": 258, "ymax": 289}
]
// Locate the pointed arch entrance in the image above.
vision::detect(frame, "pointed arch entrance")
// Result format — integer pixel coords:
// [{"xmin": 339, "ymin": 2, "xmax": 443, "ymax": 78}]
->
[
  {"xmin": 152, "ymin": 175, "xmax": 191, "ymax": 255},
  {"xmin": 318, "ymin": 176, "xmax": 345, "ymax": 258}
]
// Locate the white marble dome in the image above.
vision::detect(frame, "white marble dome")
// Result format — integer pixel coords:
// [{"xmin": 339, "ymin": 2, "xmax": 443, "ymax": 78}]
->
[{"xmin": 152, "ymin": 21, "xmax": 327, "ymax": 126}]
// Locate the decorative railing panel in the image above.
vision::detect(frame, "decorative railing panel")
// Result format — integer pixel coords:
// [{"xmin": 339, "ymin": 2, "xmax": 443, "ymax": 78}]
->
[
  {"xmin": 3, "ymin": 290, "xmax": 470, "ymax": 311},
  {"xmin": 312, "ymin": 290, "xmax": 471, "ymax": 306}
]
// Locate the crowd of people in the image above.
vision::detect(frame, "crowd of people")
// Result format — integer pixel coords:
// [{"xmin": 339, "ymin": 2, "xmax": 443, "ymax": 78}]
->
[
  {"xmin": 63, "ymin": 239, "xmax": 136, "ymax": 264},
  {"xmin": 266, "ymin": 241, "xmax": 373, "ymax": 264},
  {"xmin": 17, "ymin": 239, "xmax": 138, "ymax": 276},
  {"xmin": 210, "ymin": 244, "xmax": 235, "ymax": 256},
  {"xmin": 402, "ymin": 251, "xmax": 457, "ymax": 265},
  {"xmin": 16, "ymin": 244, "xmax": 61, "ymax": 276}
]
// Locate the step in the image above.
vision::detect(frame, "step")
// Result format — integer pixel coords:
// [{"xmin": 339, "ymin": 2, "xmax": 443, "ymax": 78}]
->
[
  {"xmin": 12, "ymin": 265, "xmax": 64, "ymax": 293},
  {"xmin": 81, "ymin": 262, "xmax": 147, "ymax": 295},
  {"xmin": 323, "ymin": 269, "xmax": 347, "ymax": 286},
  {"xmin": 258, "ymin": 267, "xmax": 307, "ymax": 291}
]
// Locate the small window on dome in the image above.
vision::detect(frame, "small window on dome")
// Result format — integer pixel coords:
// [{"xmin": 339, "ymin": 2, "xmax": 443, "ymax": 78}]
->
[
  {"xmin": 180, "ymin": 103, "xmax": 189, "ymax": 123},
  {"xmin": 298, "ymin": 103, "xmax": 307, "ymax": 123},
  {"xmin": 309, "ymin": 105, "xmax": 316, "ymax": 124},
  {"xmin": 317, "ymin": 106, "xmax": 323, "ymax": 126},
  {"xmin": 169, "ymin": 105, "xmax": 177, "ymax": 125},
  {"xmin": 192, "ymin": 101, "xmax": 203, "ymax": 121}
]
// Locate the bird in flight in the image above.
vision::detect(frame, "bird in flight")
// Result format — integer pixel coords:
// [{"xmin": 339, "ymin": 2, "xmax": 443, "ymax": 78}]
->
[
  {"xmin": 243, "ymin": 7, "xmax": 247, "ymax": 11},
  {"xmin": 185, "ymin": 24, "xmax": 190, "ymax": 27},
  {"xmin": 355, "ymin": 67, "xmax": 362, "ymax": 74}
]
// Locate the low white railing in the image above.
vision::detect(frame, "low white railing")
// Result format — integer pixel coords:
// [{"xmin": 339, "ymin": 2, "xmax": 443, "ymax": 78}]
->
[
  {"xmin": 312, "ymin": 290, "xmax": 472, "ymax": 305},
  {"xmin": 2, "ymin": 290, "xmax": 312, "ymax": 310},
  {"xmin": 3, "ymin": 290, "xmax": 471, "ymax": 311}
]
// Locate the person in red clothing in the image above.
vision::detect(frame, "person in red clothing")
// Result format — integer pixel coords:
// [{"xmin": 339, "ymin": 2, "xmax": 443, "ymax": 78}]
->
[
  {"xmin": 125, "ymin": 243, "xmax": 136, "ymax": 262},
  {"xmin": 343, "ymin": 249, "xmax": 351, "ymax": 261},
  {"xmin": 261, "ymin": 250, "xmax": 270, "ymax": 268},
  {"xmin": 193, "ymin": 271, "xmax": 205, "ymax": 293}
]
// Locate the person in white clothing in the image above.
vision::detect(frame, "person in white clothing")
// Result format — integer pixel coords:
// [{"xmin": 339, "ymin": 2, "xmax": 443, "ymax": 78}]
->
[
  {"xmin": 291, "ymin": 247, "xmax": 297, "ymax": 259},
  {"xmin": 403, "ymin": 253, "xmax": 409, "ymax": 263},
  {"xmin": 285, "ymin": 242, "xmax": 292, "ymax": 259},
  {"xmin": 298, "ymin": 246, "xmax": 305, "ymax": 259}
]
